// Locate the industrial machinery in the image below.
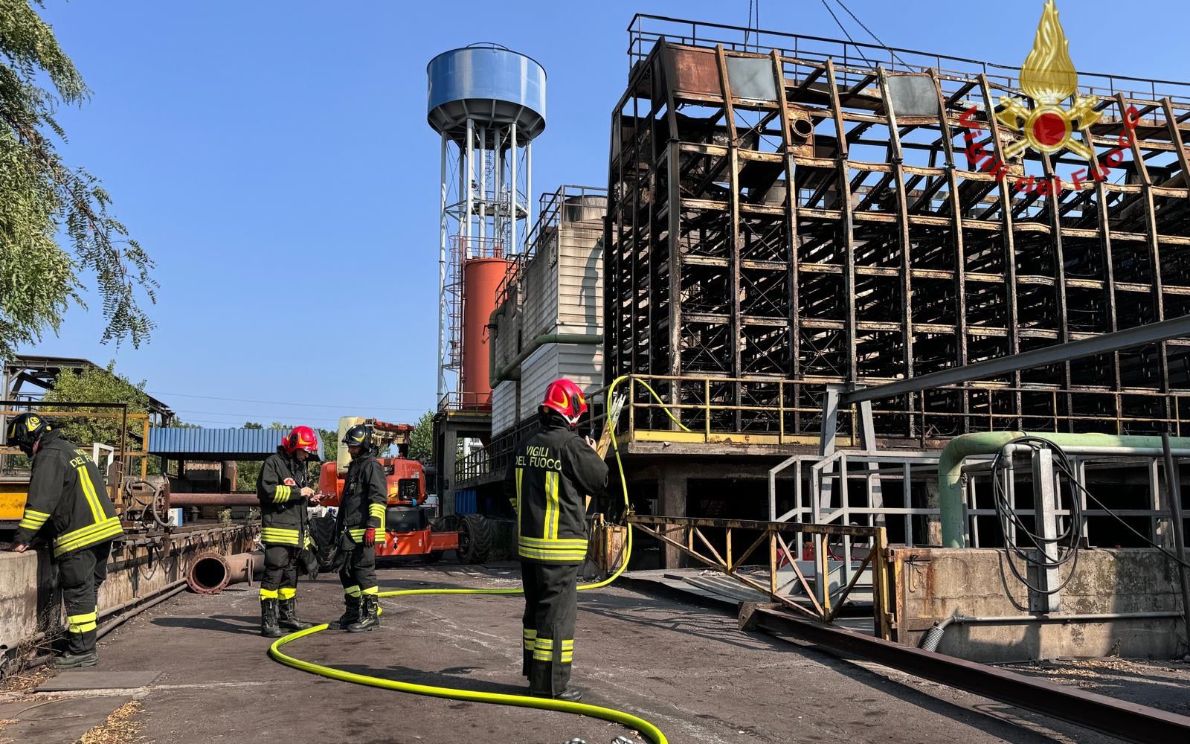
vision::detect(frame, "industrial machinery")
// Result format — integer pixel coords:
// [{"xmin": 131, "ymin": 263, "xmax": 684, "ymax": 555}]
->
[{"xmin": 316, "ymin": 417, "xmax": 463, "ymax": 561}]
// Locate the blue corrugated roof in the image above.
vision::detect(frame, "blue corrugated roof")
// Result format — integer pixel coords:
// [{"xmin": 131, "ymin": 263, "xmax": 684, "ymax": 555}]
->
[{"xmin": 148, "ymin": 428, "xmax": 325, "ymax": 459}]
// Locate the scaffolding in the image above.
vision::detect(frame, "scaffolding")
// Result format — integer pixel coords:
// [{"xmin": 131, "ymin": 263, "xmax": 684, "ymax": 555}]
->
[{"xmin": 605, "ymin": 15, "xmax": 1190, "ymax": 445}]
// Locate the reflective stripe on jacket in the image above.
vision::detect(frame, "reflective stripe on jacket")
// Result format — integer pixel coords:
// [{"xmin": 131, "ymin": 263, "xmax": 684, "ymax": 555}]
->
[
  {"xmin": 256, "ymin": 450, "xmax": 311, "ymax": 547},
  {"xmin": 505, "ymin": 420, "xmax": 608, "ymax": 564},
  {"xmin": 337, "ymin": 455, "xmax": 386, "ymax": 543},
  {"xmin": 14, "ymin": 431, "xmax": 123, "ymax": 558}
]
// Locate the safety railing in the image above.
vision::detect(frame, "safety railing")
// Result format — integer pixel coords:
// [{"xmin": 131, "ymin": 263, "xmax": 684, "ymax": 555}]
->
[
  {"xmin": 437, "ymin": 391, "xmax": 493, "ymax": 413},
  {"xmin": 588, "ymin": 374, "xmax": 1190, "ymax": 447},
  {"xmin": 626, "ymin": 13, "xmax": 1190, "ymax": 104},
  {"xmin": 628, "ymin": 515, "xmax": 893, "ymax": 639},
  {"xmin": 596, "ymin": 374, "xmax": 832, "ymax": 447},
  {"xmin": 768, "ymin": 445, "xmax": 1190, "ymax": 556}
]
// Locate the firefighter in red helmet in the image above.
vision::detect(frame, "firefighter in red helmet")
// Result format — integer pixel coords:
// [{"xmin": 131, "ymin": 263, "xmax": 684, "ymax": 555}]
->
[
  {"xmin": 504, "ymin": 378, "xmax": 607, "ymax": 701},
  {"xmin": 256, "ymin": 425, "xmax": 321, "ymax": 637}
]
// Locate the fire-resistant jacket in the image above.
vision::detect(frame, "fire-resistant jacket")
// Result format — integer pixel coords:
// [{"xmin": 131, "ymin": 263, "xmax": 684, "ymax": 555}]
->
[
  {"xmin": 14, "ymin": 431, "xmax": 123, "ymax": 558},
  {"xmin": 336, "ymin": 454, "xmax": 386, "ymax": 543},
  {"xmin": 505, "ymin": 420, "xmax": 608, "ymax": 564},
  {"xmin": 256, "ymin": 449, "xmax": 311, "ymax": 547}
]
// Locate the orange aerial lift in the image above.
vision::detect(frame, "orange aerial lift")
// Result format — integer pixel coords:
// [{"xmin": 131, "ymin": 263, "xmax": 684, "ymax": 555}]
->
[{"xmin": 317, "ymin": 418, "xmax": 458, "ymax": 560}]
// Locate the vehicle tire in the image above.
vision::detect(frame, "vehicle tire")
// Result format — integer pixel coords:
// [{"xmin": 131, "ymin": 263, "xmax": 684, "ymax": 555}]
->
[{"xmin": 457, "ymin": 513, "xmax": 492, "ymax": 564}]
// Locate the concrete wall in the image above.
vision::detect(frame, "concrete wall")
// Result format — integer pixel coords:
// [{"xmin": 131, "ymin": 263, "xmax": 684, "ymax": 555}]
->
[
  {"xmin": 892, "ymin": 547, "xmax": 1187, "ymax": 662},
  {"xmin": 0, "ymin": 525, "xmax": 256, "ymax": 668}
]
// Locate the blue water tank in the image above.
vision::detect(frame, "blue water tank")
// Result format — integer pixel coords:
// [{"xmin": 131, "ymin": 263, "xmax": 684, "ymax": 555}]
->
[{"xmin": 427, "ymin": 44, "xmax": 546, "ymax": 146}]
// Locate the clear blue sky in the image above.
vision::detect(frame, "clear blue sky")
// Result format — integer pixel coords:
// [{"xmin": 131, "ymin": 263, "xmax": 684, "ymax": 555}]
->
[{"xmin": 26, "ymin": 0, "xmax": 1189, "ymax": 430}]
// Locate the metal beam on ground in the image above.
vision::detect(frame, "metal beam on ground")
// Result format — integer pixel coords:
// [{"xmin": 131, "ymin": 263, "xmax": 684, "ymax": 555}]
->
[{"xmin": 741, "ymin": 605, "xmax": 1190, "ymax": 744}]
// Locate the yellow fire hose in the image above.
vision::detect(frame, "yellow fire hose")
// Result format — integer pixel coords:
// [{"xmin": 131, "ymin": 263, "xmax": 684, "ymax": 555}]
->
[{"xmin": 269, "ymin": 377, "xmax": 687, "ymax": 744}]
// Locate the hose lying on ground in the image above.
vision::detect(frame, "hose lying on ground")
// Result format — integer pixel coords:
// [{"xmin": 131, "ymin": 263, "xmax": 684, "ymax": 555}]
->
[{"xmin": 269, "ymin": 376, "xmax": 670, "ymax": 744}]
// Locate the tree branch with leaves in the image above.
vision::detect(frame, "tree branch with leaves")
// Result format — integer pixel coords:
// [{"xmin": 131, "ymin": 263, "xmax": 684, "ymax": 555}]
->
[{"xmin": 0, "ymin": 0, "xmax": 156, "ymax": 357}]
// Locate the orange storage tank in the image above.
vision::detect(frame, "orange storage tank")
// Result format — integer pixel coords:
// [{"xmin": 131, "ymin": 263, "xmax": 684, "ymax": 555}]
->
[{"xmin": 462, "ymin": 257, "xmax": 510, "ymax": 407}]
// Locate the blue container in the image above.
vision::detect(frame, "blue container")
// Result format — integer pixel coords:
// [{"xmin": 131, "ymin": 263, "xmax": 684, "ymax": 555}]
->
[
  {"xmin": 427, "ymin": 44, "xmax": 546, "ymax": 145},
  {"xmin": 148, "ymin": 427, "xmax": 325, "ymax": 460},
  {"xmin": 454, "ymin": 488, "xmax": 478, "ymax": 515}
]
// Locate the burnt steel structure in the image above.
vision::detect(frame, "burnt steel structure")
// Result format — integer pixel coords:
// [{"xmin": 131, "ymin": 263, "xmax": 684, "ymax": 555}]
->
[{"xmin": 605, "ymin": 15, "xmax": 1190, "ymax": 445}]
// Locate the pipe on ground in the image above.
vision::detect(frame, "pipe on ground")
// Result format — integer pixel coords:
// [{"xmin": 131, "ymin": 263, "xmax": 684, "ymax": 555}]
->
[
  {"xmin": 918, "ymin": 610, "xmax": 1183, "ymax": 652},
  {"xmin": 97, "ymin": 581, "xmax": 188, "ymax": 640},
  {"xmin": 186, "ymin": 551, "xmax": 263, "ymax": 594},
  {"xmin": 938, "ymin": 432, "xmax": 1190, "ymax": 548}
]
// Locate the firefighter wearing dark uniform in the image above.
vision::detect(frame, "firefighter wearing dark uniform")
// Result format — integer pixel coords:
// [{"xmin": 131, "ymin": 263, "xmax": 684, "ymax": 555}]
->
[
  {"xmin": 6, "ymin": 413, "xmax": 124, "ymax": 668},
  {"xmin": 256, "ymin": 425, "xmax": 321, "ymax": 638},
  {"xmin": 505, "ymin": 378, "xmax": 607, "ymax": 702},
  {"xmin": 336, "ymin": 424, "xmax": 387, "ymax": 632}
]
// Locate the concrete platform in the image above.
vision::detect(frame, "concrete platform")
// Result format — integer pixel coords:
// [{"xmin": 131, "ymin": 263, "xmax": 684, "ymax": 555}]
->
[{"xmin": 0, "ymin": 562, "xmax": 1145, "ymax": 743}]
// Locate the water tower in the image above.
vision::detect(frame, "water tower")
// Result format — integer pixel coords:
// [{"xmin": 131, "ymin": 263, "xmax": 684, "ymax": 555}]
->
[{"xmin": 428, "ymin": 44, "xmax": 546, "ymax": 408}]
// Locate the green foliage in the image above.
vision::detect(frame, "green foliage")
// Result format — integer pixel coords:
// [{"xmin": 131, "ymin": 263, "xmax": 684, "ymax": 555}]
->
[
  {"xmin": 319, "ymin": 427, "xmax": 337, "ymax": 467},
  {"xmin": 0, "ymin": 0, "xmax": 156, "ymax": 357},
  {"xmin": 408, "ymin": 410, "xmax": 434, "ymax": 462},
  {"xmin": 236, "ymin": 460, "xmax": 261, "ymax": 492},
  {"xmin": 41, "ymin": 361, "xmax": 148, "ymax": 447}
]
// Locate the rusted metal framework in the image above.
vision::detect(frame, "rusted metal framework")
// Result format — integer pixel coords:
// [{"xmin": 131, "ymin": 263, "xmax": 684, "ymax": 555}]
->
[{"xmin": 605, "ymin": 15, "xmax": 1190, "ymax": 445}]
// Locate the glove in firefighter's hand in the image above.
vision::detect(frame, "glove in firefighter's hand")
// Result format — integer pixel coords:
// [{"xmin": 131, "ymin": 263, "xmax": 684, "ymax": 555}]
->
[{"xmin": 363, "ymin": 527, "xmax": 376, "ymax": 547}]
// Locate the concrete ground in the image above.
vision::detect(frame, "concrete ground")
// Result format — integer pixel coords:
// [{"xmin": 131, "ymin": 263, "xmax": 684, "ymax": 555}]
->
[{"xmin": 0, "ymin": 561, "xmax": 1153, "ymax": 743}]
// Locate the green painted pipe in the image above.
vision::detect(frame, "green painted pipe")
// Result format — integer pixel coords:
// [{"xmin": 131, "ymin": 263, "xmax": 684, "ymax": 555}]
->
[{"xmin": 939, "ymin": 431, "xmax": 1190, "ymax": 547}]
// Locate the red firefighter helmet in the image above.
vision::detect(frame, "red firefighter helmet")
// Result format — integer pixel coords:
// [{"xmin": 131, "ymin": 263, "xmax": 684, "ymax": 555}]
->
[
  {"xmin": 539, "ymin": 378, "xmax": 588, "ymax": 426},
  {"xmin": 282, "ymin": 425, "xmax": 320, "ymax": 458}
]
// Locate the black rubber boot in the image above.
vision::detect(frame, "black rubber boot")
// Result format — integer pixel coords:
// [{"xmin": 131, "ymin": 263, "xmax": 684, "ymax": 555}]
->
[
  {"xmin": 530, "ymin": 687, "xmax": 583, "ymax": 702},
  {"xmin": 278, "ymin": 598, "xmax": 313, "ymax": 631},
  {"xmin": 260, "ymin": 599, "xmax": 283, "ymax": 638},
  {"xmin": 54, "ymin": 650, "xmax": 98, "ymax": 669},
  {"xmin": 337, "ymin": 595, "xmax": 360, "ymax": 630},
  {"xmin": 347, "ymin": 595, "xmax": 379, "ymax": 633}
]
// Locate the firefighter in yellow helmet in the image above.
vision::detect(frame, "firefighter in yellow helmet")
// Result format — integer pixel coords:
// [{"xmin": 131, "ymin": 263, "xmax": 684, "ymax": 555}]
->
[{"xmin": 6, "ymin": 413, "xmax": 123, "ymax": 668}]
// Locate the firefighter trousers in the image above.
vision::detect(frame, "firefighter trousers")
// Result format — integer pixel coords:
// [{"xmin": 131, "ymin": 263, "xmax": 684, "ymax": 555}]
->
[
  {"xmin": 260, "ymin": 545, "xmax": 300, "ymax": 601},
  {"xmin": 58, "ymin": 541, "xmax": 112, "ymax": 656},
  {"xmin": 338, "ymin": 542, "xmax": 377, "ymax": 601},
  {"xmin": 521, "ymin": 561, "xmax": 578, "ymax": 696}
]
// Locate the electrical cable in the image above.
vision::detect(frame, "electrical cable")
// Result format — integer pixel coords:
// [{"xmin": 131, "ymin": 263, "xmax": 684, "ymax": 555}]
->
[
  {"xmin": 744, "ymin": 0, "xmax": 759, "ymax": 53},
  {"xmin": 1065, "ymin": 452, "xmax": 1190, "ymax": 571},
  {"xmin": 269, "ymin": 376, "xmax": 670, "ymax": 744},
  {"xmin": 990, "ymin": 436, "xmax": 1190, "ymax": 600},
  {"xmin": 989, "ymin": 437, "xmax": 1084, "ymax": 596},
  {"xmin": 150, "ymin": 390, "xmax": 425, "ymax": 413},
  {"xmin": 829, "ymin": 0, "xmax": 911, "ymax": 68},
  {"xmin": 820, "ymin": 0, "xmax": 873, "ymax": 67}
]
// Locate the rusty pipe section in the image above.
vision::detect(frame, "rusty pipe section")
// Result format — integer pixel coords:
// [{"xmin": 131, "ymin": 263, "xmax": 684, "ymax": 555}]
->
[
  {"xmin": 186, "ymin": 551, "xmax": 263, "ymax": 594},
  {"xmin": 170, "ymin": 493, "xmax": 258, "ymax": 507}
]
